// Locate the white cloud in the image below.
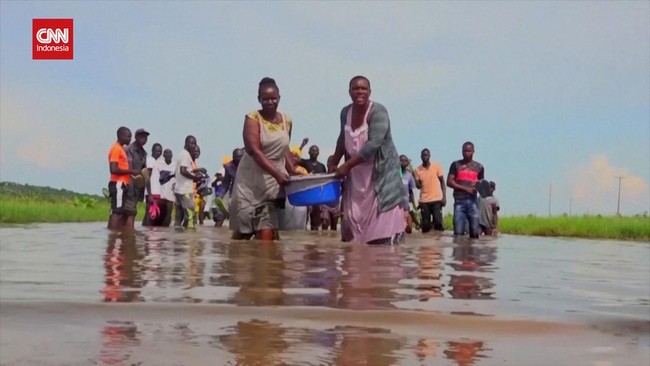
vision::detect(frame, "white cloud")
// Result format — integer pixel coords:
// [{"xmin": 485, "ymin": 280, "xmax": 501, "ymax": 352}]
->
[
  {"xmin": 571, "ymin": 155, "xmax": 649, "ymax": 215},
  {"xmin": 0, "ymin": 83, "xmax": 116, "ymax": 170}
]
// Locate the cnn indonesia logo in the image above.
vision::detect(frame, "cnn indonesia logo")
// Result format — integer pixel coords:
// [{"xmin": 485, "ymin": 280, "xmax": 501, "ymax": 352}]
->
[{"xmin": 32, "ymin": 19, "xmax": 73, "ymax": 60}]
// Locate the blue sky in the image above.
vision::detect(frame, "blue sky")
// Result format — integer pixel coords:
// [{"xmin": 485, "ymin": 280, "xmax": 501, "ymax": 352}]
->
[{"xmin": 1, "ymin": 1, "xmax": 648, "ymax": 216}]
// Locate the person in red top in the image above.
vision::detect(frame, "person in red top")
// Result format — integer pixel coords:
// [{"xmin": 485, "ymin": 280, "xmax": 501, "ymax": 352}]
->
[
  {"xmin": 447, "ymin": 141, "xmax": 484, "ymax": 238},
  {"xmin": 107, "ymin": 127, "xmax": 141, "ymax": 230}
]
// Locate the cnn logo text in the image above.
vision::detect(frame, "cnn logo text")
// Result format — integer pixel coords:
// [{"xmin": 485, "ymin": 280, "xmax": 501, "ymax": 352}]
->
[{"xmin": 32, "ymin": 19, "xmax": 73, "ymax": 60}]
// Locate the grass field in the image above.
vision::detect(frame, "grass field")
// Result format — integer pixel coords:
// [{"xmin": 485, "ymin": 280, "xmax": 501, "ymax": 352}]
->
[
  {"xmin": 428, "ymin": 214, "xmax": 648, "ymax": 241},
  {"xmin": 0, "ymin": 182, "xmax": 144, "ymax": 224},
  {"xmin": 497, "ymin": 214, "xmax": 649, "ymax": 241},
  {"xmin": 0, "ymin": 195, "xmax": 147, "ymax": 223}
]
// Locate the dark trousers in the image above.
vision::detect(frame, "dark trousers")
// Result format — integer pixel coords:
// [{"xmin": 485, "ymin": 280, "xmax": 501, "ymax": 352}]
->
[
  {"xmin": 309, "ymin": 205, "xmax": 321, "ymax": 230},
  {"xmin": 155, "ymin": 199, "xmax": 174, "ymax": 227},
  {"xmin": 143, "ymin": 198, "xmax": 174, "ymax": 227},
  {"xmin": 420, "ymin": 201, "xmax": 444, "ymax": 232},
  {"xmin": 142, "ymin": 197, "xmax": 151, "ymax": 226}
]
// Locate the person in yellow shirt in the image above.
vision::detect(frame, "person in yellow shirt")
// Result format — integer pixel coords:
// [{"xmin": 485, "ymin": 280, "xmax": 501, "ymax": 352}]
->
[
  {"xmin": 290, "ymin": 146, "xmax": 308, "ymax": 175},
  {"xmin": 413, "ymin": 148, "xmax": 446, "ymax": 232},
  {"xmin": 191, "ymin": 145, "xmax": 210, "ymax": 225}
]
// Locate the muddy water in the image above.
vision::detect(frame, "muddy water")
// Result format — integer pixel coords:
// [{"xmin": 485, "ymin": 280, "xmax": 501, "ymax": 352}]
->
[{"xmin": 0, "ymin": 223, "xmax": 648, "ymax": 365}]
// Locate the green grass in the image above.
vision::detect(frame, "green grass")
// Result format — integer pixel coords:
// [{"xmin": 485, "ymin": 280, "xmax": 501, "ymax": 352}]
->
[
  {"xmin": 439, "ymin": 213, "xmax": 648, "ymax": 241},
  {"xmin": 498, "ymin": 214, "xmax": 649, "ymax": 241},
  {"xmin": 415, "ymin": 213, "xmax": 648, "ymax": 241},
  {"xmin": 0, "ymin": 195, "xmax": 110, "ymax": 223},
  {"xmin": 0, "ymin": 182, "xmax": 144, "ymax": 224}
]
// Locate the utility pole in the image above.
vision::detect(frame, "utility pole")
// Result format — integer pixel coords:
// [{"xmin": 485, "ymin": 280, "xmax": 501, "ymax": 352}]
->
[
  {"xmin": 569, "ymin": 197, "xmax": 572, "ymax": 216},
  {"xmin": 615, "ymin": 176, "xmax": 625, "ymax": 216}
]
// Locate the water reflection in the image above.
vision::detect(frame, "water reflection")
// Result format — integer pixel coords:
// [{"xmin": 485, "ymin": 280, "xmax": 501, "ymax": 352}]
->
[
  {"xmin": 412, "ymin": 245, "xmax": 444, "ymax": 301},
  {"xmin": 414, "ymin": 338, "xmax": 440, "ymax": 362},
  {"xmin": 292, "ymin": 244, "xmax": 341, "ymax": 307},
  {"xmin": 231, "ymin": 243, "xmax": 286, "ymax": 306},
  {"xmin": 331, "ymin": 326, "xmax": 404, "ymax": 366},
  {"xmin": 94, "ymin": 318, "xmax": 492, "ymax": 366},
  {"xmin": 102, "ymin": 232, "xmax": 143, "ymax": 302},
  {"xmin": 443, "ymin": 340, "xmax": 490, "ymax": 366},
  {"xmin": 339, "ymin": 244, "xmax": 406, "ymax": 310},
  {"xmin": 217, "ymin": 320, "xmax": 290, "ymax": 365},
  {"xmin": 101, "ymin": 230, "xmax": 502, "ymax": 309},
  {"xmin": 447, "ymin": 240, "xmax": 497, "ymax": 300},
  {"xmin": 100, "ymin": 321, "xmax": 139, "ymax": 365}
]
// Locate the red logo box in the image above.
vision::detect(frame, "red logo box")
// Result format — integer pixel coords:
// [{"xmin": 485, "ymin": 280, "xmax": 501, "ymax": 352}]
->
[{"xmin": 33, "ymin": 19, "xmax": 73, "ymax": 60}]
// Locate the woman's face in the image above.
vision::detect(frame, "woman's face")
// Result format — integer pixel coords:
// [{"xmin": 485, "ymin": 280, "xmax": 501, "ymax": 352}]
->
[
  {"xmin": 400, "ymin": 155, "xmax": 409, "ymax": 169},
  {"xmin": 349, "ymin": 78, "xmax": 371, "ymax": 106},
  {"xmin": 258, "ymin": 86, "xmax": 280, "ymax": 113}
]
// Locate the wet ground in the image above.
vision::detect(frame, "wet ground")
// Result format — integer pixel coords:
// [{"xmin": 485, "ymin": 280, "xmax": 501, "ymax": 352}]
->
[{"xmin": 0, "ymin": 223, "xmax": 648, "ymax": 365}]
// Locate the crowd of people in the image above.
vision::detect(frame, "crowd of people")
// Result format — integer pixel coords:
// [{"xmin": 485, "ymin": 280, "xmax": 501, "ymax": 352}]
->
[{"xmin": 107, "ymin": 75, "xmax": 499, "ymax": 243}]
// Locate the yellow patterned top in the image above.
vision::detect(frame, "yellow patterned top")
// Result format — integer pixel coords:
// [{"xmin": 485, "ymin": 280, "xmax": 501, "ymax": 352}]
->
[
  {"xmin": 295, "ymin": 165, "xmax": 308, "ymax": 176},
  {"xmin": 247, "ymin": 110, "xmax": 293, "ymax": 133}
]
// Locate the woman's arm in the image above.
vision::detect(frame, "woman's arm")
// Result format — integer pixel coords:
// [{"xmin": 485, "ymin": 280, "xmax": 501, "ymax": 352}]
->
[
  {"xmin": 283, "ymin": 124, "xmax": 299, "ymax": 175},
  {"xmin": 328, "ymin": 108, "xmax": 347, "ymax": 172},
  {"xmin": 243, "ymin": 116, "xmax": 288, "ymax": 184},
  {"xmin": 358, "ymin": 104, "xmax": 389, "ymax": 161},
  {"xmin": 329, "ymin": 139, "xmax": 345, "ymax": 173},
  {"xmin": 285, "ymin": 150, "xmax": 299, "ymax": 175}
]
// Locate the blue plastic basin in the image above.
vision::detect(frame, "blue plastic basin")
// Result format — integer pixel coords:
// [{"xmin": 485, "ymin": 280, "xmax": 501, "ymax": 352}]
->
[{"xmin": 287, "ymin": 180, "xmax": 342, "ymax": 206}]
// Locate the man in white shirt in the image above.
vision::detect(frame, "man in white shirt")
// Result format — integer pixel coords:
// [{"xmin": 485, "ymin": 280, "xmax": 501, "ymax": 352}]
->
[
  {"xmin": 150, "ymin": 148, "xmax": 176, "ymax": 226},
  {"xmin": 173, "ymin": 135, "xmax": 201, "ymax": 228},
  {"xmin": 146, "ymin": 143, "xmax": 162, "ymax": 170}
]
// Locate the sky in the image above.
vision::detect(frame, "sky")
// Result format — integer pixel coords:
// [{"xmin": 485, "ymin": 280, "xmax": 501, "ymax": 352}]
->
[{"xmin": 1, "ymin": 1, "xmax": 649, "ymax": 216}]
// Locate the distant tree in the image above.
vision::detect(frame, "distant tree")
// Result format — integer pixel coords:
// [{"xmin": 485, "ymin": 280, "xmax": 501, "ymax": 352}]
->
[{"xmin": 0, "ymin": 182, "xmax": 103, "ymax": 202}]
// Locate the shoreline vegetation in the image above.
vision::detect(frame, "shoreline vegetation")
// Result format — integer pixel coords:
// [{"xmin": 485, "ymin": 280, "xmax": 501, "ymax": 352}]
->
[
  {"xmin": 0, "ymin": 182, "xmax": 144, "ymax": 224},
  {"xmin": 0, "ymin": 182, "xmax": 648, "ymax": 241}
]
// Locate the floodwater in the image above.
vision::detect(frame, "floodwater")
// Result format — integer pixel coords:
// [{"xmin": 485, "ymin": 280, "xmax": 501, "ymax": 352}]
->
[{"xmin": 0, "ymin": 223, "xmax": 648, "ymax": 366}]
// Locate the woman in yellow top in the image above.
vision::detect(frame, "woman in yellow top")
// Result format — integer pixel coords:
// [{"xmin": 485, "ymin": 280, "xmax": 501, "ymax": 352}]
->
[{"xmin": 230, "ymin": 77, "xmax": 297, "ymax": 240}]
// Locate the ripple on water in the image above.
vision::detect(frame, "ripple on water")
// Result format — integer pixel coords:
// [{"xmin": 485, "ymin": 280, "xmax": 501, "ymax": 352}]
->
[{"xmin": 0, "ymin": 224, "xmax": 648, "ymax": 319}]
